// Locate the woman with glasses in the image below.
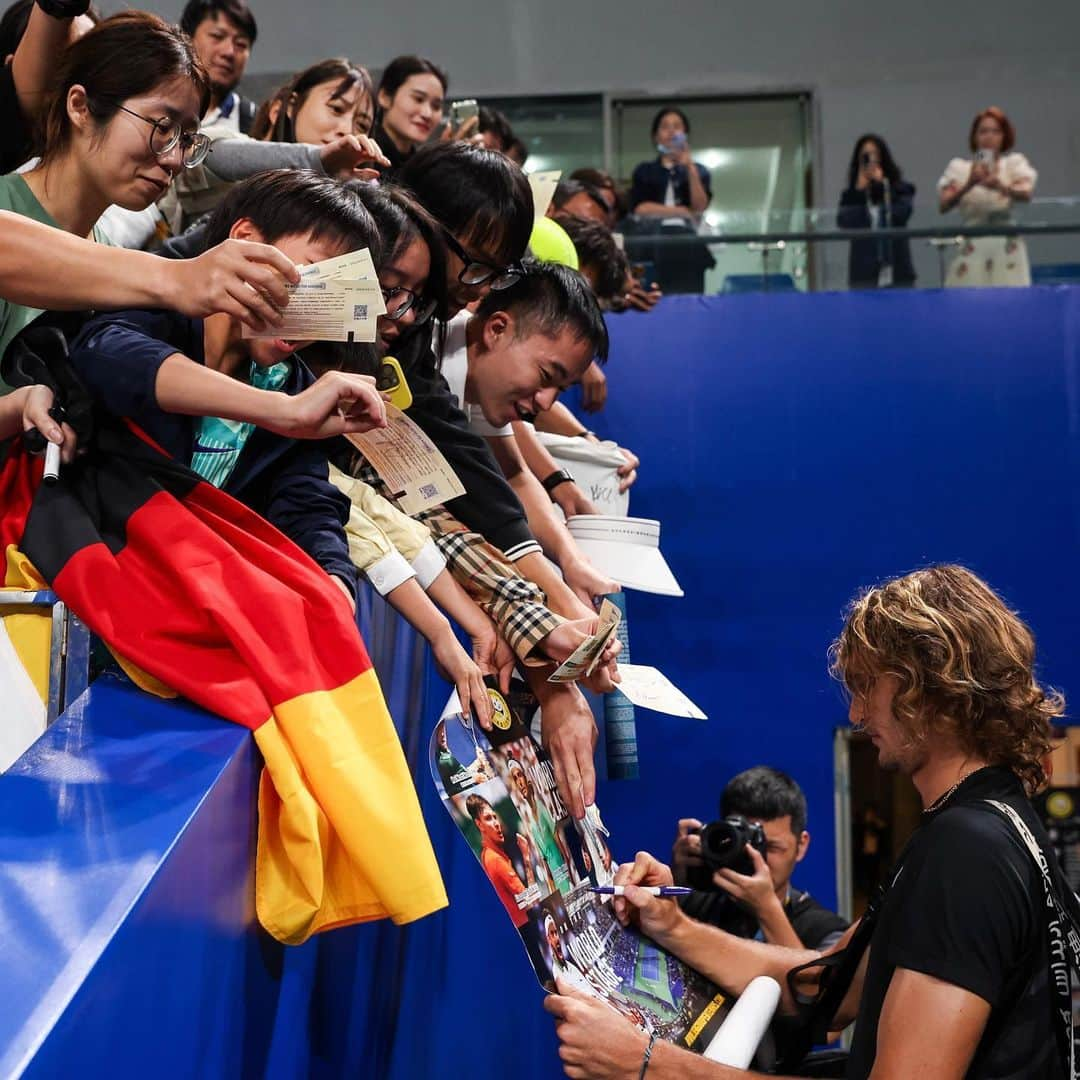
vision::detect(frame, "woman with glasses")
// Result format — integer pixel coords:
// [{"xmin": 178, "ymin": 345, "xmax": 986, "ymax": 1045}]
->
[
  {"xmin": 162, "ymin": 57, "xmax": 389, "ymax": 236},
  {"xmin": 0, "ymin": 11, "xmax": 210, "ymax": 361}
]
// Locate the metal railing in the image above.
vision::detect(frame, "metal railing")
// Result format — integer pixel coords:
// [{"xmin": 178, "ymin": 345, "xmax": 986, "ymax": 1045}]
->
[{"xmin": 616, "ymin": 197, "xmax": 1080, "ymax": 293}]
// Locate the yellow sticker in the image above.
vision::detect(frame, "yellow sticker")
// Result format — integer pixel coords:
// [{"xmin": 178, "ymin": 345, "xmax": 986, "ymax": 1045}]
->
[
  {"xmin": 684, "ymin": 992, "xmax": 727, "ymax": 1046},
  {"xmin": 488, "ymin": 688, "xmax": 512, "ymax": 730},
  {"xmin": 1046, "ymin": 791, "xmax": 1075, "ymax": 819}
]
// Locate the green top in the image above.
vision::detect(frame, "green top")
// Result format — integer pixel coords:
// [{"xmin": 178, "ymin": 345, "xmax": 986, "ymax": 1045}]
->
[
  {"xmin": 0, "ymin": 173, "xmax": 112, "ymax": 388},
  {"xmin": 190, "ymin": 360, "xmax": 292, "ymax": 488}
]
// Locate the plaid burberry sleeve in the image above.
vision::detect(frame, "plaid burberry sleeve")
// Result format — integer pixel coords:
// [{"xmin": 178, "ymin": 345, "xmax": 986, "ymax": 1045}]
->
[
  {"xmin": 342, "ymin": 456, "xmax": 563, "ymax": 662},
  {"xmin": 423, "ymin": 509, "xmax": 564, "ymax": 664}
]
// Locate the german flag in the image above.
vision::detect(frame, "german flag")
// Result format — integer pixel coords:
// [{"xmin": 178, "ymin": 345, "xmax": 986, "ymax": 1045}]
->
[{"xmin": 0, "ymin": 422, "xmax": 447, "ymax": 944}]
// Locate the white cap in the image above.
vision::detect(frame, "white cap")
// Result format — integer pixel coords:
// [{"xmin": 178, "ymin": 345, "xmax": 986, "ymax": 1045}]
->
[{"xmin": 566, "ymin": 516, "xmax": 683, "ymax": 597}]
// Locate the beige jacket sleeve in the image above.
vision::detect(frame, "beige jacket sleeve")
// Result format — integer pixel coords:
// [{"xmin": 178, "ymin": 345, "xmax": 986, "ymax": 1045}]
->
[
  {"xmin": 347, "ymin": 473, "xmax": 447, "ymax": 589},
  {"xmin": 329, "ymin": 465, "xmax": 415, "ymax": 596}
]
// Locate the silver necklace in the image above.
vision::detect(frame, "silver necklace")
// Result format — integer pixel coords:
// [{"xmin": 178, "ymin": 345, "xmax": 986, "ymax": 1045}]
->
[{"xmin": 923, "ymin": 766, "xmax": 985, "ymax": 815}]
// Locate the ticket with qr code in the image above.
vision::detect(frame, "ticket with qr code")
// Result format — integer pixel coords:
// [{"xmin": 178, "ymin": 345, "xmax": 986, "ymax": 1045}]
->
[
  {"xmin": 346, "ymin": 404, "xmax": 465, "ymax": 514},
  {"xmin": 244, "ymin": 249, "xmax": 386, "ymax": 341},
  {"xmin": 244, "ymin": 279, "xmax": 383, "ymax": 342}
]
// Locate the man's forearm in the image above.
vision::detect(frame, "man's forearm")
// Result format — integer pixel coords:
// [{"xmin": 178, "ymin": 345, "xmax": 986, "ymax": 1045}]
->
[
  {"xmin": 490, "ymin": 432, "xmax": 580, "ymax": 568},
  {"xmin": 512, "ymin": 419, "xmax": 564, "ymax": 484},
  {"xmin": 512, "ymin": 465, "xmax": 581, "ymax": 566},
  {"xmin": 662, "ymin": 911, "xmax": 819, "ymax": 1013},
  {"xmin": 649, "ymin": 1040, "xmax": 786, "ymax": 1079},
  {"xmin": 755, "ymin": 895, "xmax": 804, "ymax": 951}
]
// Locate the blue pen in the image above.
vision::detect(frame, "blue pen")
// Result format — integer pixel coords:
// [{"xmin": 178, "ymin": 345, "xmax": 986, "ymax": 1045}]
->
[{"xmin": 590, "ymin": 885, "xmax": 691, "ymax": 897}]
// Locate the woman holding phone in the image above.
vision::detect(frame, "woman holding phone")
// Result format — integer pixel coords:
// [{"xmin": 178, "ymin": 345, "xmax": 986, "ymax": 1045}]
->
[
  {"xmin": 838, "ymin": 134, "xmax": 916, "ymax": 289},
  {"xmin": 938, "ymin": 106, "xmax": 1037, "ymax": 287},
  {"xmin": 628, "ymin": 106, "xmax": 713, "ymax": 294},
  {"xmin": 629, "ymin": 107, "xmax": 711, "ymax": 219}
]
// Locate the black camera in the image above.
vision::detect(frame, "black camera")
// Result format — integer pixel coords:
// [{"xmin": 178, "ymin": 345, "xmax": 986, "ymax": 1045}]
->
[{"xmin": 698, "ymin": 815, "xmax": 767, "ymax": 877}]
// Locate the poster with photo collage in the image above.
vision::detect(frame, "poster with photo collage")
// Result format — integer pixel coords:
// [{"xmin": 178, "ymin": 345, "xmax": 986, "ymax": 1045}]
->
[{"xmin": 429, "ymin": 678, "xmax": 731, "ymax": 1051}]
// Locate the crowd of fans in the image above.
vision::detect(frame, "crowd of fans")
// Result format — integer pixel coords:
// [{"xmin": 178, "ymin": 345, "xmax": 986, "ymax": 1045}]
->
[
  {"xmin": 0, "ymin": 0, "xmax": 678, "ymax": 822},
  {"xmin": 0, "ymin": 4, "xmax": 1070, "ymax": 1079}
]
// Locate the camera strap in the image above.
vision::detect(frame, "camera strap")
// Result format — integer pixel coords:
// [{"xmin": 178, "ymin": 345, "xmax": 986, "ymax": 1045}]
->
[
  {"xmin": 776, "ymin": 843, "xmax": 912, "ymax": 1072},
  {"xmin": 982, "ymin": 799, "xmax": 1080, "ymax": 1080}
]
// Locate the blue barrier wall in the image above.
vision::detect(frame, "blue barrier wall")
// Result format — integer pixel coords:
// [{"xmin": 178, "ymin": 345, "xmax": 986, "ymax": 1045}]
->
[
  {"xmin": 345, "ymin": 286, "xmax": 1080, "ymax": 1079},
  {"xmin": 4, "ymin": 286, "xmax": 1079, "ymax": 1078},
  {"xmin": 0, "ymin": 675, "xmax": 272, "ymax": 1078},
  {"xmin": 580, "ymin": 287, "xmax": 1080, "ymax": 907}
]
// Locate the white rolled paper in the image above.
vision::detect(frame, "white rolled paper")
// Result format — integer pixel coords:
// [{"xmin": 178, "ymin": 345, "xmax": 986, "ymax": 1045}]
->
[
  {"xmin": 43, "ymin": 441, "xmax": 60, "ymax": 484},
  {"xmin": 701, "ymin": 975, "xmax": 782, "ymax": 1068}
]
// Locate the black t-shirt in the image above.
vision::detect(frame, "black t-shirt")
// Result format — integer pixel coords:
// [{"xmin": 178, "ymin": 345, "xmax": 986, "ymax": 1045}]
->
[
  {"xmin": 848, "ymin": 767, "xmax": 1065, "ymax": 1080},
  {"xmin": 0, "ymin": 63, "xmax": 34, "ymax": 175},
  {"xmin": 682, "ymin": 886, "xmax": 849, "ymax": 950}
]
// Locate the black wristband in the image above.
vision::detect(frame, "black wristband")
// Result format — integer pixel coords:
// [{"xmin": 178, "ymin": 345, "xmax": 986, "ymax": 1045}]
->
[
  {"xmin": 639, "ymin": 1033, "xmax": 657, "ymax": 1079},
  {"xmin": 541, "ymin": 469, "xmax": 574, "ymax": 495},
  {"xmin": 35, "ymin": 0, "xmax": 92, "ymax": 18}
]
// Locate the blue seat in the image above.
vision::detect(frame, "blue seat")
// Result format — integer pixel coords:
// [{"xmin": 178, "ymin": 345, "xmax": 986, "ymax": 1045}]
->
[
  {"xmin": 1031, "ymin": 264, "xmax": 1080, "ymax": 285},
  {"xmin": 721, "ymin": 273, "xmax": 798, "ymax": 294}
]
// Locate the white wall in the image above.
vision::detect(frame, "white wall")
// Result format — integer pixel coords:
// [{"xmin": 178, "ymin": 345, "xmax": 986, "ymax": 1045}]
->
[{"xmin": 138, "ymin": 0, "xmax": 1080, "ymax": 215}]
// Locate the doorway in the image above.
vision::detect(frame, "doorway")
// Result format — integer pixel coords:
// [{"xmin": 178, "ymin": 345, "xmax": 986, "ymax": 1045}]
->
[
  {"xmin": 611, "ymin": 92, "xmax": 814, "ymax": 292},
  {"xmin": 834, "ymin": 728, "xmax": 921, "ymax": 920}
]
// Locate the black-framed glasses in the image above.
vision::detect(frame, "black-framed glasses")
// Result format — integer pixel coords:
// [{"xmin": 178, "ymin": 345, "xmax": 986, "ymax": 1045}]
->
[
  {"xmin": 441, "ymin": 229, "xmax": 524, "ymax": 291},
  {"xmin": 114, "ymin": 104, "xmax": 210, "ymax": 169},
  {"xmin": 381, "ymin": 285, "xmax": 437, "ymax": 324}
]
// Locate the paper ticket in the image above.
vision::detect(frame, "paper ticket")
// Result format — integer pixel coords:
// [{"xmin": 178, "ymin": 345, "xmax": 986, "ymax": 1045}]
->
[
  {"xmin": 584, "ymin": 602, "xmax": 623, "ymax": 677},
  {"xmin": 528, "ymin": 169, "xmax": 562, "ymax": 222},
  {"xmin": 300, "ymin": 249, "xmax": 386, "ymax": 315},
  {"xmin": 299, "ymin": 247, "xmax": 378, "ymax": 285},
  {"xmin": 548, "ymin": 598, "xmax": 621, "ymax": 683},
  {"xmin": 243, "ymin": 278, "xmax": 383, "ymax": 342},
  {"xmin": 612, "ymin": 664, "xmax": 707, "ymax": 720},
  {"xmin": 244, "ymin": 248, "xmax": 386, "ymax": 341},
  {"xmin": 345, "ymin": 403, "xmax": 465, "ymax": 515}
]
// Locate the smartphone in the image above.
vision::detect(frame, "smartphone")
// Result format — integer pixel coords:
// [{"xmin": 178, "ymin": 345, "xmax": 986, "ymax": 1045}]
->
[
  {"xmin": 974, "ymin": 148, "xmax": 995, "ymax": 167},
  {"xmin": 657, "ymin": 132, "xmax": 687, "ymax": 155},
  {"xmin": 449, "ymin": 99, "xmax": 479, "ymax": 128},
  {"xmin": 376, "ymin": 357, "xmax": 412, "ymax": 411}
]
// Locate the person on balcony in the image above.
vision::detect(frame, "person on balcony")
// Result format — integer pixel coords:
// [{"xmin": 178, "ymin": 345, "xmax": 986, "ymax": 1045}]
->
[
  {"xmin": 938, "ymin": 106, "xmax": 1037, "ymax": 288},
  {"xmin": 838, "ymin": 134, "xmax": 916, "ymax": 289},
  {"xmin": 627, "ymin": 106, "xmax": 714, "ymax": 294}
]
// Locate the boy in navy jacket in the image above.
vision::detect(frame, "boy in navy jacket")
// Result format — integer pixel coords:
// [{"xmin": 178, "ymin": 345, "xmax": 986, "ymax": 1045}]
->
[{"xmin": 69, "ymin": 171, "xmax": 388, "ymax": 604}]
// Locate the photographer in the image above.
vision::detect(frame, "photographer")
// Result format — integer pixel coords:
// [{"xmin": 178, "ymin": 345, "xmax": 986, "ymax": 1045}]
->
[
  {"xmin": 672, "ymin": 767, "xmax": 847, "ymax": 953},
  {"xmin": 837, "ymin": 134, "xmax": 916, "ymax": 290},
  {"xmin": 547, "ymin": 566, "xmax": 1076, "ymax": 1079}
]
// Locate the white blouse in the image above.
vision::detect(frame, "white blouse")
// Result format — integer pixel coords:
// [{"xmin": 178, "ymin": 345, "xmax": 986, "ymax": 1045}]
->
[{"xmin": 937, "ymin": 152, "xmax": 1038, "ymax": 223}]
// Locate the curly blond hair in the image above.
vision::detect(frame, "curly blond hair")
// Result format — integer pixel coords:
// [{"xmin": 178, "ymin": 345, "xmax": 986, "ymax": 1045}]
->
[{"xmin": 830, "ymin": 565, "xmax": 1062, "ymax": 794}]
